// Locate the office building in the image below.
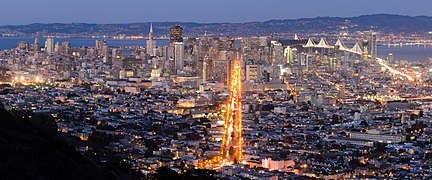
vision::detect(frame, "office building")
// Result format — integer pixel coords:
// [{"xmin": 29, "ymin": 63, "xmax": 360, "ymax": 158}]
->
[
  {"xmin": 245, "ymin": 60, "xmax": 261, "ymax": 81},
  {"xmin": 95, "ymin": 40, "xmax": 104, "ymax": 49},
  {"xmin": 350, "ymin": 129, "xmax": 405, "ymax": 144},
  {"xmin": 270, "ymin": 41, "xmax": 284, "ymax": 66},
  {"xmin": 370, "ymin": 32, "xmax": 377, "ymax": 60},
  {"xmin": 173, "ymin": 42, "xmax": 184, "ymax": 74},
  {"xmin": 212, "ymin": 59, "xmax": 231, "ymax": 84},
  {"xmin": 32, "ymin": 35, "xmax": 40, "ymax": 51},
  {"xmin": 45, "ymin": 36, "xmax": 55, "ymax": 54},
  {"xmin": 284, "ymin": 46, "xmax": 295, "ymax": 64},
  {"xmin": 170, "ymin": 25, "xmax": 183, "ymax": 44},
  {"xmin": 62, "ymin": 42, "xmax": 72, "ymax": 56}
]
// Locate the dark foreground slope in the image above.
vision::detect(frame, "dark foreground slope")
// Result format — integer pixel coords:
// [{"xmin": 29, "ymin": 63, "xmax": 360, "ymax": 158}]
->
[{"xmin": 0, "ymin": 102, "xmax": 119, "ymax": 180}]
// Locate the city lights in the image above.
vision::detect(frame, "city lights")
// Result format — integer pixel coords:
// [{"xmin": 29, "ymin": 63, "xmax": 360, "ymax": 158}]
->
[
  {"xmin": 199, "ymin": 60, "xmax": 243, "ymax": 169},
  {"xmin": 1, "ymin": 10, "xmax": 432, "ymax": 179}
]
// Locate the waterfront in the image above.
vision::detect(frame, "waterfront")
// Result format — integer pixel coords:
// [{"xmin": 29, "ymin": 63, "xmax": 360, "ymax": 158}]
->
[
  {"xmin": 378, "ymin": 45, "xmax": 432, "ymax": 62},
  {"xmin": 0, "ymin": 37, "xmax": 170, "ymax": 49},
  {"xmin": 2, "ymin": 37, "xmax": 432, "ymax": 61}
]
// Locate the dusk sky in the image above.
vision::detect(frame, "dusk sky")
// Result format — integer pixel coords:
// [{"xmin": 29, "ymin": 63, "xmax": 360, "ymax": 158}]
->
[{"xmin": 2, "ymin": 0, "xmax": 432, "ymax": 25}]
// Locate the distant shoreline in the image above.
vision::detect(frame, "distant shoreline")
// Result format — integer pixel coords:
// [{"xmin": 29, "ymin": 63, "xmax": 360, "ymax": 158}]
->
[
  {"xmin": 2, "ymin": 14, "xmax": 432, "ymax": 37},
  {"xmin": 1, "ymin": 37, "xmax": 431, "ymax": 62}
]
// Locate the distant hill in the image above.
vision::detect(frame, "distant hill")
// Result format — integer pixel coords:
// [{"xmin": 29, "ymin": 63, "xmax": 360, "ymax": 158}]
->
[
  {"xmin": 0, "ymin": 102, "xmax": 124, "ymax": 179},
  {"xmin": 1, "ymin": 14, "xmax": 432, "ymax": 37}
]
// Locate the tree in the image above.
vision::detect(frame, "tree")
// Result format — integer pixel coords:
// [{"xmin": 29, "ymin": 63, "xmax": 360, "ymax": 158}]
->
[
  {"xmin": 331, "ymin": 114, "xmax": 340, "ymax": 124},
  {"xmin": 349, "ymin": 159, "xmax": 362, "ymax": 167},
  {"xmin": 155, "ymin": 167, "xmax": 181, "ymax": 180},
  {"xmin": 300, "ymin": 102, "xmax": 309, "ymax": 111},
  {"xmin": 360, "ymin": 120, "xmax": 369, "ymax": 126},
  {"xmin": 374, "ymin": 142, "xmax": 388, "ymax": 153},
  {"xmin": 183, "ymin": 169, "xmax": 217, "ymax": 180},
  {"xmin": 254, "ymin": 117, "xmax": 259, "ymax": 124}
]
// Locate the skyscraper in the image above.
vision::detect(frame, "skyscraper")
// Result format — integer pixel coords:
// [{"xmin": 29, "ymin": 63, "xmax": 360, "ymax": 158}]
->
[
  {"xmin": 146, "ymin": 23, "xmax": 156, "ymax": 56},
  {"xmin": 212, "ymin": 59, "xmax": 231, "ymax": 84},
  {"xmin": 370, "ymin": 32, "xmax": 377, "ymax": 60},
  {"xmin": 170, "ymin": 25, "xmax": 183, "ymax": 44},
  {"xmin": 33, "ymin": 33, "xmax": 40, "ymax": 51},
  {"xmin": 203, "ymin": 55, "xmax": 212, "ymax": 83},
  {"xmin": 95, "ymin": 40, "xmax": 104, "ymax": 49},
  {"xmin": 54, "ymin": 42, "xmax": 60, "ymax": 53},
  {"xmin": 270, "ymin": 41, "xmax": 284, "ymax": 66},
  {"xmin": 202, "ymin": 59, "xmax": 207, "ymax": 83},
  {"xmin": 101, "ymin": 41, "xmax": 109, "ymax": 63},
  {"xmin": 217, "ymin": 36, "xmax": 235, "ymax": 51},
  {"xmin": 198, "ymin": 33, "xmax": 210, "ymax": 61},
  {"xmin": 62, "ymin": 42, "xmax": 72, "ymax": 55},
  {"xmin": 173, "ymin": 42, "xmax": 184, "ymax": 74},
  {"xmin": 197, "ymin": 34, "xmax": 211, "ymax": 79},
  {"xmin": 45, "ymin": 36, "xmax": 54, "ymax": 54},
  {"xmin": 284, "ymin": 46, "xmax": 295, "ymax": 64}
]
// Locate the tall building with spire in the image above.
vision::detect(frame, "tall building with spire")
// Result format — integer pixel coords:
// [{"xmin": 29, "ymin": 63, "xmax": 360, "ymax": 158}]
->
[
  {"xmin": 32, "ymin": 32, "xmax": 40, "ymax": 51},
  {"xmin": 146, "ymin": 23, "xmax": 156, "ymax": 56}
]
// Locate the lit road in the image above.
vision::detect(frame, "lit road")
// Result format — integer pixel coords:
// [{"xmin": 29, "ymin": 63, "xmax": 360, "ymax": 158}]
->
[
  {"xmin": 376, "ymin": 58, "xmax": 414, "ymax": 81},
  {"xmin": 199, "ymin": 60, "xmax": 243, "ymax": 169},
  {"xmin": 343, "ymin": 49, "xmax": 415, "ymax": 81}
]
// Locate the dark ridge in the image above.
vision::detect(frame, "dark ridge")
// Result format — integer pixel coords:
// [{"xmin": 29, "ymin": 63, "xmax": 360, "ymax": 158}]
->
[{"xmin": 0, "ymin": 102, "xmax": 121, "ymax": 180}]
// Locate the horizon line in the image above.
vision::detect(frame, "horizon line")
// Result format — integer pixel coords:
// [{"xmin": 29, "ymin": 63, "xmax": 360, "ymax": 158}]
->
[{"xmin": 1, "ymin": 13, "xmax": 430, "ymax": 26}]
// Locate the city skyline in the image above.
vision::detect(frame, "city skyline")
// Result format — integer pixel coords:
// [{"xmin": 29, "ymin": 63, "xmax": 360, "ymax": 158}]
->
[
  {"xmin": 3, "ymin": 26, "xmax": 431, "ymax": 178},
  {"xmin": 1, "ymin": 1, "xmax": 432, "ymax": 179},
  {"xmin": 2, "ymin": 0, "xmax": 432, "ymax": 25}
]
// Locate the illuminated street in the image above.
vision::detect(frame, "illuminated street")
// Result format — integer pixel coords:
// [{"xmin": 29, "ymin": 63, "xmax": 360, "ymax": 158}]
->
[{"xmin": 199, "ymin": 60, "xmax": 243, "ymax": 169}]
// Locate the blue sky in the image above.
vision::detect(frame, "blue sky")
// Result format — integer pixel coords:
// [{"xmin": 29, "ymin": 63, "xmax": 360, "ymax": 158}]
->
[{"xmin": 1, "ymin": 0, "xmax": 431, "ymax": 25}]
